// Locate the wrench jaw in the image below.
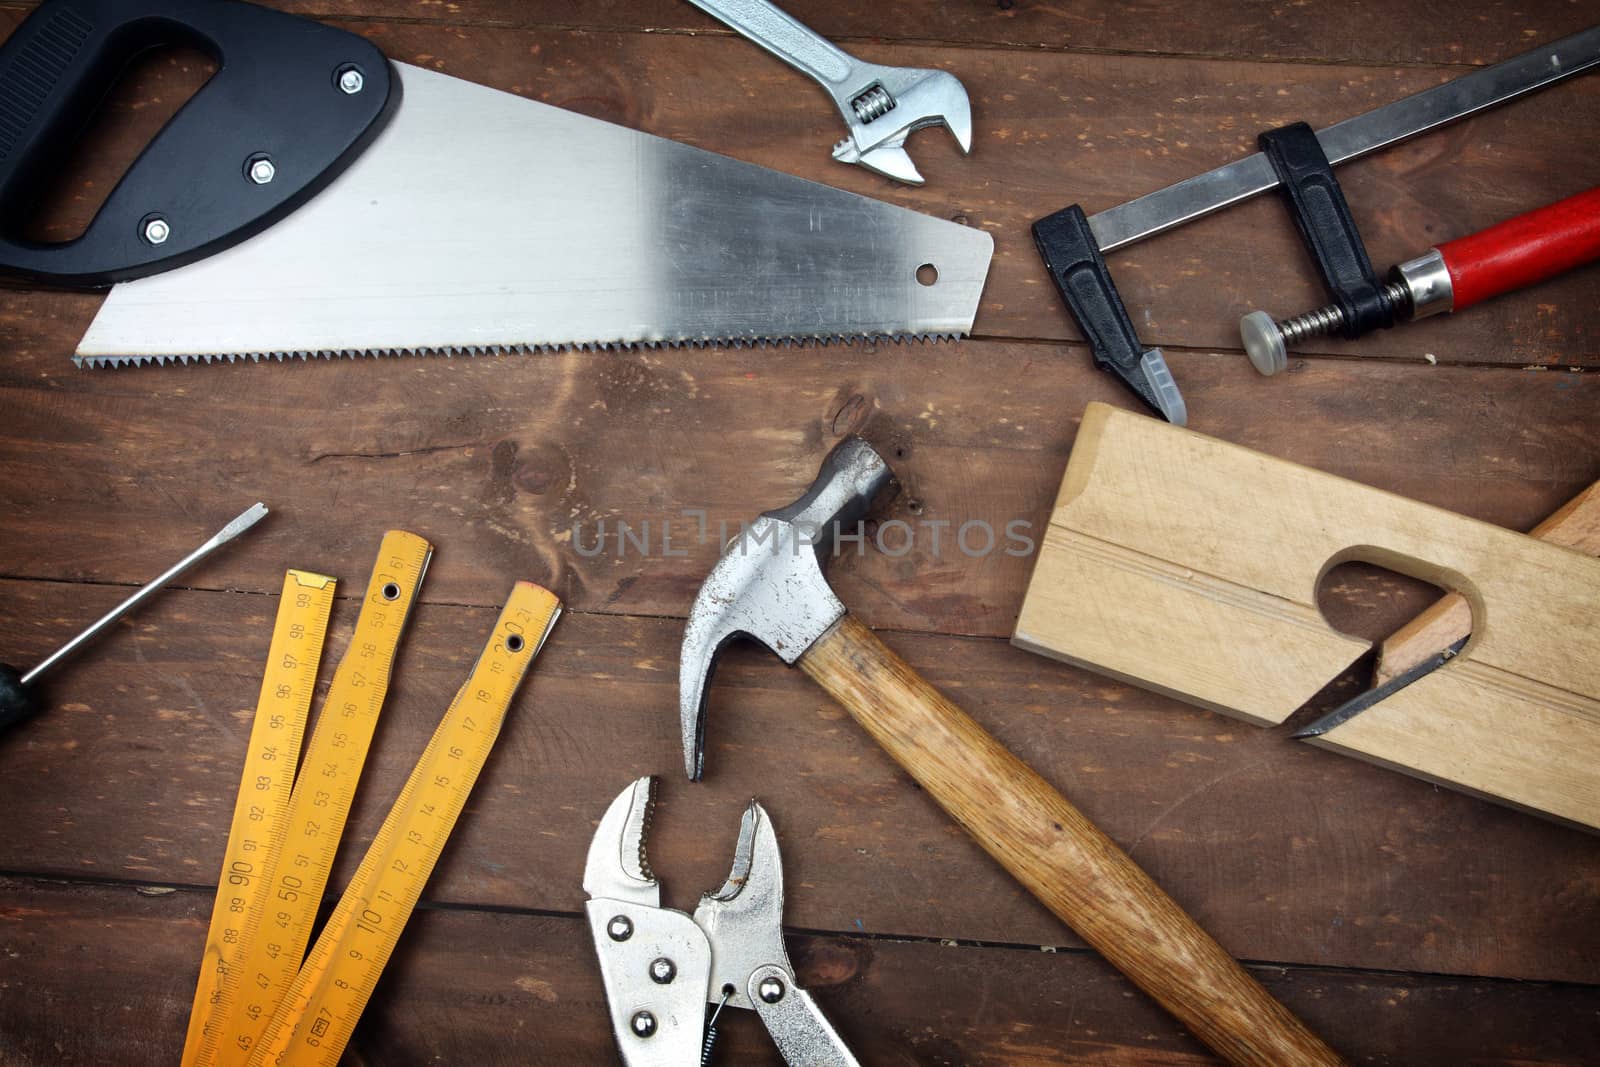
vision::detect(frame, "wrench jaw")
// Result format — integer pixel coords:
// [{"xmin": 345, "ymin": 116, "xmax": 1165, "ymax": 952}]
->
[
  {"xmin": 833, "ymin": 68, "xmax": 974, "ymax": 185},
  {"xmin": 834, "ymin": 139, "xmax": 924, "ymax": 186}
]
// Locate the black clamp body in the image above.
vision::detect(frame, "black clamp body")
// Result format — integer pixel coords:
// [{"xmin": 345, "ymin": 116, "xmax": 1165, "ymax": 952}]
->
[
  {"xmin": 1257, "ymin": 121, "xmax": 1394, "ymax": 338},
  {"xmin": 1033, "ymin": 204, "xmax": 1183, "ymax": 423}
]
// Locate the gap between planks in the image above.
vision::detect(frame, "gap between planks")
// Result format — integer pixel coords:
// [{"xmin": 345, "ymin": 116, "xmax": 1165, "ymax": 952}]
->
[{"xmin": 8, "ymin": 870, "xmax": 1598, "ymax": 992}]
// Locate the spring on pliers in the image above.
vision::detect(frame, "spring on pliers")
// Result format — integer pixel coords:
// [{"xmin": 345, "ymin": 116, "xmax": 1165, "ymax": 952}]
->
[
  {"xmin": 700, "ymin": 988, "xmax": 733, "ymax": 1066},
  {"xmin": 850, "ymin": 84, "xmax": 895, "ymax": 123}
]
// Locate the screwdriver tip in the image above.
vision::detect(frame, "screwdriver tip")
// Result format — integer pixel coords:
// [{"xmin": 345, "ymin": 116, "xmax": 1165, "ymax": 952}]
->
[{"xmin": 218, "ymin": 502, "xmax": 270, "ymax": 542}]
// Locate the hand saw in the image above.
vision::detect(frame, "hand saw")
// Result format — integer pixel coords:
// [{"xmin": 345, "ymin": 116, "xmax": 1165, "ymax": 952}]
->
[{"xmin": 0, "ymin": 0, "xmax": 992, "ymax": 365}]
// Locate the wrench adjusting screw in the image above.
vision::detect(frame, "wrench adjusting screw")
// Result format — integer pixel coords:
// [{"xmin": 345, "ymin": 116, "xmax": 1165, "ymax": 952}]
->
[{"xmin": 850, "ymin": 84, "xmax": 896, "ymax": 123}]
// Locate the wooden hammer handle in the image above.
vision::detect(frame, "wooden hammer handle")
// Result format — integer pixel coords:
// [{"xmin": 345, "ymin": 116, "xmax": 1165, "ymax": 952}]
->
[
  {"xmin": 1374, "ymin": 480, "xmax": 1600, "ymax": 685},
  {"xmin": 800, "ymin": 614, "xmax": 1342, "ymax": 1067}
]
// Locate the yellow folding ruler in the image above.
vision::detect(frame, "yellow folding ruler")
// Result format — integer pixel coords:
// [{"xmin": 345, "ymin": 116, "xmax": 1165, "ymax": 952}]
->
[
  {"xmin": 248, "ymin": 581, "xmax": 560, "ymax": 1065},
  {"xmin": 183, "ymin": 569, "xmax": 338, "ymax": 1061},
  {"xmin": 186, "ymin": 530, "xmax": 433, "ymax": 1065},
  {"xmin": 182, "ymin": 532, "xmax": 559, "ymax": 1067}
]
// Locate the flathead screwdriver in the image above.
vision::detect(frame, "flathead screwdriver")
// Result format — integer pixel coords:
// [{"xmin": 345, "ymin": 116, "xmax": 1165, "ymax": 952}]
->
[{"xmin": 0, "ymin": 502, "xmax": 269, "ymax": 734}]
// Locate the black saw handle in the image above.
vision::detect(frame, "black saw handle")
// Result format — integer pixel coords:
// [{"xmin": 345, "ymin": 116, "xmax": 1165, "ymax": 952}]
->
[{"xmin": 0, "ymin": 0, "xmax": 396, "ymax": 287}]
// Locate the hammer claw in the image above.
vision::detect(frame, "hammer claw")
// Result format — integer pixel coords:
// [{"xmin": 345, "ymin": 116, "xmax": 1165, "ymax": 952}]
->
[
  {"xmin": 680, "ymin": 438, "xmax": 895, "ymax": 780},
  {"xmin": 679, "ymin": 614, "xmax": 734, "ymax": 780}
]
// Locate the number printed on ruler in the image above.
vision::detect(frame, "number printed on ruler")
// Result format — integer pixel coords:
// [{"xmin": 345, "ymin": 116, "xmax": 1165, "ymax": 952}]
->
[
  {"xmin": 182, "ymin": 570, "xmax": 337, "ymax": 1066},
  {"xmin": 216, "ymin": 532, "xmax": 432, "ymax": 1065},
  {"xmin": 215, "ymin": 532, "xmax": 434, "ymax": 1067},
  {"xmin": 247, "ymin": 581, "xmax": 561, "ymax": 1067}
]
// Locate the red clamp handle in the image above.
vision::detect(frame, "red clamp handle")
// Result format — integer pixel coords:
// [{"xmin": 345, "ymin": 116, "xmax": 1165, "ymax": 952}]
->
[{"xmin": 1437, "ymin": 186, "xmax": 1600, "ymax": 311}]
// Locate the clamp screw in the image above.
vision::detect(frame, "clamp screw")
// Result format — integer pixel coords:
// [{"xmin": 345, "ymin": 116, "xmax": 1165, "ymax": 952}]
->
[
  {"xmin": 1240, "ymin": 280, "xmax": 1409, "ymax": 376},
  {"xmin": 630, "ymin": 1010, "xmax": 657, "ymax": 1038},
  {"xmin": 337, "ymin": 66, "xmax": 365, "ymax": 94},
  {"xmin": 606, "ymin": 915, "xmax": 633, "ymax": 942},
  {"xmin": 648, "ymin": 957, "xmax": 676, "ymax": 984},
  {"xmin": 757, "ymin": 975, "xmax": 786, "ymax": 1004},
  {"xmin": 247, "ymin": 156, "xmax": 276, "ymax": 185},
  {"xmin": 142, "ymin": 216, "xmax": 171, "ymax": 245}
]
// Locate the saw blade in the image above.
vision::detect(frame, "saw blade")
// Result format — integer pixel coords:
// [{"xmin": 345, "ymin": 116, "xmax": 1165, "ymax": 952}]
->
[{"xmin": 75, "ymin": 63, "xmax": 993, "ymax": 366}]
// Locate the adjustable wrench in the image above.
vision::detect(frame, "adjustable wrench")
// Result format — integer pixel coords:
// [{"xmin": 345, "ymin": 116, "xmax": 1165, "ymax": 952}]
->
[{"xmin": 685, "ymin": 0, "xmax": 973, "ymax": 184}]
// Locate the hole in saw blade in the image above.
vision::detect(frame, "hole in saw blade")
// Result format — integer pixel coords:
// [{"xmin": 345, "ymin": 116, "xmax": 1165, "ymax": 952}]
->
[
  {"xmin": 19, "ymin": 44, "xmax": 218, "ymax": 244},
  {"xmin": 916, "ymin": 263, "xmax": 939, "ymax": 286}
]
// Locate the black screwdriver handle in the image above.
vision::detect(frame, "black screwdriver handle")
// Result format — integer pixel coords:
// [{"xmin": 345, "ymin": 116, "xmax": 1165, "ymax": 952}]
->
[
  {"xmin": 0, "ymin": 664, "xmax": 40, "ymax": 734},
  {"xmin": 0, "ymin": 0, "xmax": 397, "ymax": 286}
]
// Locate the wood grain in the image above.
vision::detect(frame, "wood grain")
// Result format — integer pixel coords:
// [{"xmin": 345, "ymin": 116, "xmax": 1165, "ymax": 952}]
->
[
  {"xmin": 82, "ymin": 0, "xmax": 1600, "ymax": 68},
  {"xmin": 1013, "ymin": 403, "xmax": 1600, "ymax": 829},
  {"xmin": 0, "ymin": 332, "xmax": 1594, "ymax": 642},
  {"xmin": 1375, "ymin": 480, "xmax": 1600, "ymax": 684},
  {"xmin": 0, "ymin": 2, "xmax": 1596, "ymax": 1060},
  {"xmin": 800, "ymin": 614, "xmax": 1341, "ymax": 1066},
  {"xmin": 6, "ymin": 876, "xmax": 1598, "ymax": 1067},
  {"xmin": 1, "ymin": 578, "xmax": 1597, "ymax": 986}
]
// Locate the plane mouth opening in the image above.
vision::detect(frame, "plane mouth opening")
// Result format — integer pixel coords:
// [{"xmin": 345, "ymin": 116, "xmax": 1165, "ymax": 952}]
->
[
  {"xmin": 1286, "ymin": 550, "xmax": 1477, "ymax": 738},
  {"xmin": 1314, "ymin": 557, "xmax": 1464, "ymax": 655}
]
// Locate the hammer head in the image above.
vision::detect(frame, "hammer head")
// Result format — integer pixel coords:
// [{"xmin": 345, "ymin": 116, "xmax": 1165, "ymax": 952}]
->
[{"xmin": 680, "ymin": 436, "xmax": 895, "ymax": 780}]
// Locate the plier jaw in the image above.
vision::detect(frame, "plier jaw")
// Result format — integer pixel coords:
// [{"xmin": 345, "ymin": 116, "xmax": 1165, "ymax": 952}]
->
[
  {"xmin": 582, "ymin": 776, "xmax": 859, "ymax": 1067},
  {"xmin": 582, "ymin": 776, "xmax": 663, "ymax": 908}
]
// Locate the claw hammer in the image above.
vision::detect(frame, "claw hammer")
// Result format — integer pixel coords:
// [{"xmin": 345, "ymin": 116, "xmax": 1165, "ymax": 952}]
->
[{"xmin": 680, "ymin": 437, "xmax": 1341, "ymax": 1067}]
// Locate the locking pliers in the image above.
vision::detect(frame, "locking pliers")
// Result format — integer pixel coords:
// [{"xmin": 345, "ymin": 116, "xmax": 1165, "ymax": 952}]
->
[{"xmin": 583, "ymin": 776, "xmax": 859, "ymax": 1067}]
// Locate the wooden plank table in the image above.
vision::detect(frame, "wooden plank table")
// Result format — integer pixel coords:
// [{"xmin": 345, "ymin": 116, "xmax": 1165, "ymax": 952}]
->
[{"xmin": 1, "ymin": 2, "xmax": 1596, "ymax": 1063}]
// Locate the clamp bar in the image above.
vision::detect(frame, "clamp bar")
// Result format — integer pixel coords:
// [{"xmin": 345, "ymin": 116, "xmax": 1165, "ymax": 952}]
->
[{"xmin": 1087, "ymin": 26, "xmax": 1600, "ymax": 254}]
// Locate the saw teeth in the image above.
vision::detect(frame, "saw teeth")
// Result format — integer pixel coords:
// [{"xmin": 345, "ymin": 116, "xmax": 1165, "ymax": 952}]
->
[{"xmin": 73, "ymin": 332, "xmax": 963, "ymax": 367}]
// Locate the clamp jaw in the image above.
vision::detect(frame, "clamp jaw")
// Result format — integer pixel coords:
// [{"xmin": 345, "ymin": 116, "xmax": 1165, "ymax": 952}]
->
[
  {"xmin": 583, "ymin": 777, "xmax": 859, "ymax": 1067},
  {"xmin": 1033, "ymin": 205, "xmax": 1187, "ymax": 426}
]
